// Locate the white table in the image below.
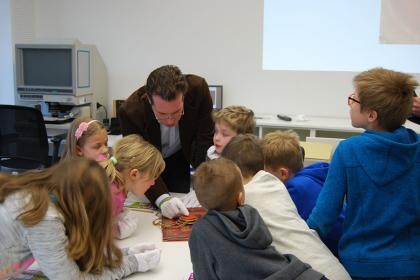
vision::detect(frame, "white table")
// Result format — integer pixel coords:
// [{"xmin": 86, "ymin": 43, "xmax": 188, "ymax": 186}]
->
[
  {"xmin": 255, "ymin": 114, "xmax": 420, "ymax": 138},
  {"xmin": 120, "ymin": 192, "xmax": 197, "ymax": 280},
  {"xmin": 118, "ymin": 209, "xmax": 192, "ymax": 280}
]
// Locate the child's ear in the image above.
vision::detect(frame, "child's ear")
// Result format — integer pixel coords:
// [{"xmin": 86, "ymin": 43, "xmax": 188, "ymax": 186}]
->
[
  {"xmin": 271, "ymin": 166, "xmax": 290, "ymax": 182},
  {"xmin": 279, "ymin": 167, "xmax": 291, "ymax": 181},
  {"xmin": 75, "ymin": 145, "xmax": 83, "ymax": 156},
  {"xmin": 368, "ymin": 110, "xmax": 378, "ymax": 122},
  {"xmin": 236, "ymin": 190, "xmax": 245, "ymax": 206},
  {"xmin": 128, "ymin": 168, "xmax": 140, "ymax": 180}
]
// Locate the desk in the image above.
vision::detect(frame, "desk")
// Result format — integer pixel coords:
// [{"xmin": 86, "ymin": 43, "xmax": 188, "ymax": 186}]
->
[
  {"xmin": 255, "ymin": 114, "xmax": 420, "ymax": 138},
  {"xmin": 117, "ymin": 210, "xmax": 192, "ymax": 280}
]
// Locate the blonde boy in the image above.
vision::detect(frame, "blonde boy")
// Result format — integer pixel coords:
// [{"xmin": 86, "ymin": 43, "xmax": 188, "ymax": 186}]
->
[
  {"xmin": 308, "ymin": 68, "xmax": 420, "ymax": 278},
  {"xmin": 207, "ymin": 105, "xmax": 256, "ymax": 160},
  {"xmin": 189, "ymin": 158, "xmax": 325, "ymax": 280},
  {"xmin": 221, "ymin": 134, "xmax": 351, "ymax": 280},
  {"xmin": 262, "ymin": 130, "xmax": 344, "ymax": 256}
]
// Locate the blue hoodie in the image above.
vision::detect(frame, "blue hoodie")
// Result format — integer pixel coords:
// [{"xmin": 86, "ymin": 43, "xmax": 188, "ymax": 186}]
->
[
  {"xmin": 286, "ymin": 162, "xmax": 345, "ymax": 256},
  {"xmin": 307, "ymin": 127, "xmax": 420, "ymax": 278}
]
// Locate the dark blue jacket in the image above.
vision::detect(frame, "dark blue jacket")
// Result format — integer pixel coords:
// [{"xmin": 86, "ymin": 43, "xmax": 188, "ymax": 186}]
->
[{"xmin": 286, "ymin": 162, "xmax": 345, "ymax": 256}]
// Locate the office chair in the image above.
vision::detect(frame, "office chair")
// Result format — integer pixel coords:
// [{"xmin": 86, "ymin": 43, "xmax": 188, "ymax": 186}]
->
[{"xmin": 0, "ymin": 104, "xmax": 49, "ymax": 173}]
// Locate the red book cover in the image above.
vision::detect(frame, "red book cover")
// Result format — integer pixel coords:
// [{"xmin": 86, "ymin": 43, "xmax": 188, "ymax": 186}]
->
[{"xmin": 161, "ymin": 207, "xmax": 207, "ymax": 242}]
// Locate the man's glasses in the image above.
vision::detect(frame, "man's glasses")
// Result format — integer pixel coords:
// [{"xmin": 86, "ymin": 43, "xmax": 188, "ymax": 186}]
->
[
  {"xmin": 152, "ymin": 107, "xmax": 184, "ymax": 120},
  {"xmin": 347, "ymin": 94, "xmax": 361, "ymax": 106}
]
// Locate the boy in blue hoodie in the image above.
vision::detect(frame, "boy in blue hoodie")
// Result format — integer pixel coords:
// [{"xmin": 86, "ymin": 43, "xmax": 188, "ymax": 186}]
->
[
  {"xmin": 189, "ymin": 158, "xmax": 325, "ymax": 280},
  {"xmin": 261, "ymin": 130, "xmax": 345, "ymax": 257},
  {"xmin": 307, "ymin": 67, "xmax": 420, "ymax": 279}
]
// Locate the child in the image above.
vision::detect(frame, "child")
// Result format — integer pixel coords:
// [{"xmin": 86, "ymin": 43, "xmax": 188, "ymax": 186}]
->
[
  {"xmin": 99, "ymin": 134, "xmax": 166, "ymax": 239},
  {"xmin": 64, "ymin": 116, "xmax": 188, "ymax": 220},
  {"xmin": 207, "ymin": 105, "xmax": 256, "ymax": 160},
  {"xmin": 0, "ymin": 157, "xmax": 161, "ymax": 279},
  {"xmin": 183, "ymin": 105, "xmax": 255, "ymax": 207},
  {"xmin": 261, "ymin": 129, "xmax": 345, "ymax": 256},
  {"xmin": 63, "ymin": 117, "xmax": 166, "ymax": 239},
  {"xmin": 307, "ymin": 68, "xmax": 420, "ymax": 278},
  {"xmin": 222, "ymin": 134, "xmax": 351, "ymax": 280},
  {"xmin": 189, "ymin": 158, "xmax": 325, "ymax": 280},
  {"xmin": 62, "ymin": 116, "xmax": 109, "ymax": 161}
]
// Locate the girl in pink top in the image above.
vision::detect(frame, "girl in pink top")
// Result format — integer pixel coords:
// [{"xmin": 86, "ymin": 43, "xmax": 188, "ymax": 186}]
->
[{"xmin": 63, "ymin": 117, "xmax": 165, "ymax": 239}]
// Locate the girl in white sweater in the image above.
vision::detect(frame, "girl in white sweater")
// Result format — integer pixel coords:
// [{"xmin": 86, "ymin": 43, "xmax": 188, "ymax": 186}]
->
[{"xmin": 0, "ymin": 157, "xmax": 160, "ymax": 279}]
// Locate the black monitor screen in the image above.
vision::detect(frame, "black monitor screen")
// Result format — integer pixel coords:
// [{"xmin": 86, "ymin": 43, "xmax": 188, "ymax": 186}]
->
[{"xmin": 22, "ymin": 48, "xmax": 72, "ymax": 87}]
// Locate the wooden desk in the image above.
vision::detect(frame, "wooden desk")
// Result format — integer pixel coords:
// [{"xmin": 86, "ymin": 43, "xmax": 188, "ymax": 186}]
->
[
  {"xmin": 118, "ymin": 209, "xmax": 192, "ymax": 280},
  {"xmin": 255, "ymin": 114, "xmax": 420, "ymax": 138}
]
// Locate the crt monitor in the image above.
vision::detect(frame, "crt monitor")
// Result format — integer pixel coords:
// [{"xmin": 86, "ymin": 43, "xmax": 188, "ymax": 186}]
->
[
  {"xmin": 21, "ymin": 48, "xmax": 72, "ymax": 88},
  {"xmin": 15, "ymin": 41, "xmax": 93, "ymax": 106}
]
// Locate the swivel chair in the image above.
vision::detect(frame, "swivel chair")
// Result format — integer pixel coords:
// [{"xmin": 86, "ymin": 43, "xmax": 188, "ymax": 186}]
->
[{"xmin": 0, "ymin": 104, "xmax": 49, "ymax": 173}]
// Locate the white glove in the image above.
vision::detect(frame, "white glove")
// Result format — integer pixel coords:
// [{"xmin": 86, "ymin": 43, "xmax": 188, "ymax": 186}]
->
[
  {"xmin": 160, "ymin": 197, "xmax": 189, "ymax": 219},
  {"xmin": 181, "ymin": 190, "xmax": 201, "ymax": 208},
  {"xmin": 122, "ymin": 243, "xmax": 157, "ymax": 256},
  {"xmin": 116, "ymin": 209, "xmax": 139, "ymax": 239},
  {"xmin": 132, "ymin": 245, "xmax": 161, "ymax": 272}
]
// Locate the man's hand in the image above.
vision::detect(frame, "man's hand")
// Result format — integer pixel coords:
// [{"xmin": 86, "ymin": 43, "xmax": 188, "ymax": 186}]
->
[{"xmin": 160, "ymin": 197, "xmax": 189, "ymax": 219}]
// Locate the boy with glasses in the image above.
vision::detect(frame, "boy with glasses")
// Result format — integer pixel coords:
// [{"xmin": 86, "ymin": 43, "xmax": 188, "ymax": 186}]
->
[
  {"xmin": 308, "ymin": 67, "xmax": 420, "ymax": 279},
  {"xmin": 119, "ymin": 65, "xmax": 214, "ymax": 219}
]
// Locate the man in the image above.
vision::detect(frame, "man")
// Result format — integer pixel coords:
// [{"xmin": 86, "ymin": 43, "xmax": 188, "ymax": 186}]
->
[{"xmin": 119, "ymin": 65, "xmax": 214, "ymax": 218}]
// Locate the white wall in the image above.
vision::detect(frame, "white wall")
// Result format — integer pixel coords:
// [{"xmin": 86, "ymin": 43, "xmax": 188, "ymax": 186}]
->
[
  {"xmin": 0, "ymin": 0, "xmax": 15, "ymax": 105},
  {"xmin": 10, "ymin": 0, "xmax": 420, "ymax": 118}
]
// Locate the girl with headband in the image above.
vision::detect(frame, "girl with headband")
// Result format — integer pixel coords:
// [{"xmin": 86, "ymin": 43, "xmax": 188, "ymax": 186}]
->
[{"xmin": 63, "ymin": 117, "xmax": 165, "ymax": 240}]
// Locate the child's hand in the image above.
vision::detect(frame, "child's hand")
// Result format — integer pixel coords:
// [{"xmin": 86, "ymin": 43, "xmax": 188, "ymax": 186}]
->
[
  {"xmin": 133, "ymin": 247, "xmax": 161, "ymax": 272},
  {"xmin": 127, "ymin": 243, "xmax": 157, "ymax": 254},
  {"xmin": 117, "ymin": 209, "xmax": 139, "ymax": 239},
  {"xmin": 161, "ymin": 197, "xmax": 189, "ymax": 219}
]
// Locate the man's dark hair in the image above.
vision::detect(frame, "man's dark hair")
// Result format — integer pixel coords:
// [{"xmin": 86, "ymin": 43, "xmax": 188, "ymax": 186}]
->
[{"xmin": 146, "ymin": 65, "xmax": 189, "ymax": 102}]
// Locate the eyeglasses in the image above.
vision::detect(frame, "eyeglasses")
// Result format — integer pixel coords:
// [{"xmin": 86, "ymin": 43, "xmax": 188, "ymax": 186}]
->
[
  {"xmin": 152, "ymin": 106, "xmax": 184, "ymax": 120},
  {"xmin": 347, "ymin": 94, "xmax": 361, "ymax": 106}
]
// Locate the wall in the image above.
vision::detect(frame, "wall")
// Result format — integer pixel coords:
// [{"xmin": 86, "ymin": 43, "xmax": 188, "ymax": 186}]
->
[
  {"xmin": 0, "ymin": 0, "xmax": 14, "ymax": 104},
  {"xmin": 10, "ymin": 0, "xmax": 420, "ymax": 118}
]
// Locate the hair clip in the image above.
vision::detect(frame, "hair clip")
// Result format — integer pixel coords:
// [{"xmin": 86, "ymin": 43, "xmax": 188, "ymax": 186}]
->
[
  {"xmin": 110, "ymin": 156, "xmax": 118, "ymax": 166},
  {"xmin": 75, "ymin": 120, "xmax": 97, "ymax": 141}
]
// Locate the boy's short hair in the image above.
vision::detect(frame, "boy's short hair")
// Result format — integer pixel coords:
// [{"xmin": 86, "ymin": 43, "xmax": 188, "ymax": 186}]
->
[
  {"xmin": 193, "ymin": 158, "xmax": 243, "ymax": 211},
  {"xmin": 221, "ymin": 134, "xmax": 264, "ymax": 178},
  {"xmin": 354, "ymin": 67, "xmax": 418, "ymax": 131},
  {"xmin": 261, "ymin": 130, "xmax": 304, "ymax": 174},
  {"xmin": 213, "ymin": 106, "xmax": 256, "ymax": 134}
]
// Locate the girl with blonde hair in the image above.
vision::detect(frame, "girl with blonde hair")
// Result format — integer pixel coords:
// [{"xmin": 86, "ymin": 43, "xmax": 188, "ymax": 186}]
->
[
  {"xmin": 99, "ymin": 134, "xmax": 166, "ymax": 239},
  {"xmin": 0, "ymin": 157, "xmax": 161, "ymax": 279},
  {"xmin": 62, "ymin": 116, "xmax": 109, "ymax": 161},
  {"xmin": 63, "ymin": 117, "xmax": 165, "ymax": 239}
]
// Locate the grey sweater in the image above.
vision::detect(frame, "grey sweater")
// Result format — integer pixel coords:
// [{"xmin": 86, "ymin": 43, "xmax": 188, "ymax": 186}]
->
[
  {"xmin": 0, "ymin": 191, "xmax": 138, "ymax": 279},
  {"xmin": 188, "ymin": 204, "xmax": 325, "ymax": 280}
]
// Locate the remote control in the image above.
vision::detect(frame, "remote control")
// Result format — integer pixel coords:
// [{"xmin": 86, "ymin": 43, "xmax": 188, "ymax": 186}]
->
[{"xmin": 277, "ymin": 114, "xmax": 292, "ymax": 121}]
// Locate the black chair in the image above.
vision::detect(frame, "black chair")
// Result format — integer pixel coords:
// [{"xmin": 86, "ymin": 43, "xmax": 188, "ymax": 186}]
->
[{"xmin": 0, "ymin": 104, "xmax": 49, "ymax": 172}]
